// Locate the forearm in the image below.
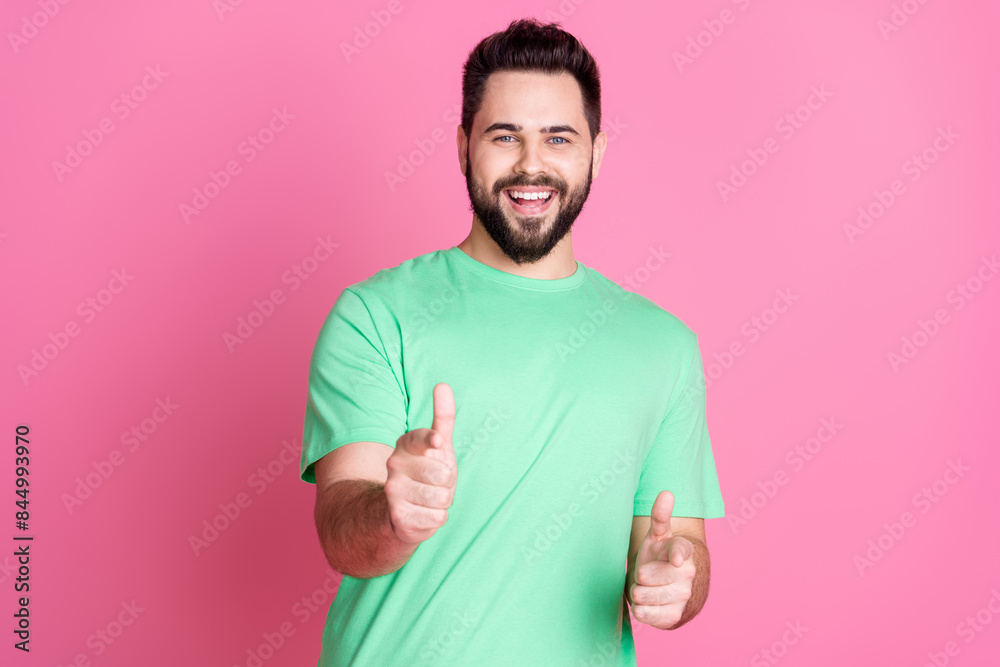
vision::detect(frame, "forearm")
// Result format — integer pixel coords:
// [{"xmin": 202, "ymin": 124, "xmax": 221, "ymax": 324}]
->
[
  {"xmin": 624, "ymin": 534, "xmax": 711, "ymax": 630},
  {"xmin": 314, "ymin": 478, "xmax": 419, "ymax": 579}
]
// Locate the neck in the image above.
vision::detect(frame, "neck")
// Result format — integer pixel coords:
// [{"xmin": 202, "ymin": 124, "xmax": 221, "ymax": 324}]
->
[{"xmin": 457, "ymin": 225, "xmax": 577, "ymax": 280}]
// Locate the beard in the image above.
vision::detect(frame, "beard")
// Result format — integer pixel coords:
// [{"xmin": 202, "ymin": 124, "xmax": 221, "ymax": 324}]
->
[{"xmin": 464, "ymin": 148, "xmax": 593, "ymax": 265}]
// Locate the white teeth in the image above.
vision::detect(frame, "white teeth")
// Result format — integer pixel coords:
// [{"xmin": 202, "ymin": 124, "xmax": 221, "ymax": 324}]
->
[{"xmin": 509, "ymin": 190, "xmax": 552, "ymax": 200}]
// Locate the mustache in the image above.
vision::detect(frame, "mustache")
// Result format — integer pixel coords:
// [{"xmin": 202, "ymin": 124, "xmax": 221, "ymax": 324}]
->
[{"xmin": 494, "ymin": 180, "xmax": 564, "ymax": 193}]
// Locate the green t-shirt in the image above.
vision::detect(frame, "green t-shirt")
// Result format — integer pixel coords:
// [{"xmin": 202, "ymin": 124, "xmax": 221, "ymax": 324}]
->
[{"xmin": 300, "ymin": 245, "xmax": 724, "ymax": 666}]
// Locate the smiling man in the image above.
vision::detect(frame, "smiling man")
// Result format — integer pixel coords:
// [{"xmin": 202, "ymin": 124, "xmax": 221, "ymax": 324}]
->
[{"xmin": 300, "ymin": 18, "xmax": 725, "ymax": 666}]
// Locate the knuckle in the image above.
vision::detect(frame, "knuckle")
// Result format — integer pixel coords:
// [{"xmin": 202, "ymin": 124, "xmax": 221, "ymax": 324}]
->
[
  {"xmin": 388, "ymin": 505, "xmax": 405, "ymax": 527},
  {"xmin": 633, "ymin": 606, "xmax": 650, "ymax": 623},
  {"xmin": 417, "ymin": 483, "xmax": 439, "ymax": 506}
]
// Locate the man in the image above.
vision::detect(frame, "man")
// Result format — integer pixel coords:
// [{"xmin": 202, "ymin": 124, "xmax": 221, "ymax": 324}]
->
[{"xmin": 300, "ymin": 18, "xmax": 724, "ymax": 666}]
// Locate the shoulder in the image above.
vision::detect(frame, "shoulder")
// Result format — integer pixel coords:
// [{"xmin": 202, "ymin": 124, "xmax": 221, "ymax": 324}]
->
[
  {"xmin": 581, "ymin": 262, "xmax": 699, "ymax": 349},
  {"xmin": 334, "ymin": 247, "xmax": 451, "ymax": 308}
]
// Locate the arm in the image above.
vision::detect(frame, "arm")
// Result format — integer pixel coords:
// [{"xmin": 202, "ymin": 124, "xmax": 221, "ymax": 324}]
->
[
  {"xmin": 312, "ymin": 385, "xmax": 458, "ymax": 579},
  {"xmin": 624, "ymin": 514, "xmax": 711, "ymax": 630},
  {"xmin": 313, "ymin": 442, "xmax": 419, "ymax": 579}
]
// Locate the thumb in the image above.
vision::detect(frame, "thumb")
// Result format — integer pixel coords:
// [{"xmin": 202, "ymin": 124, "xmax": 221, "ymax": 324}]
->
[
  {"xmin": 430, "ymin": 382, "xmax": 455, "ymax": 448},
  {"xmin": 636, "ymin": 490, "xmax": 676, "ymax": 567}
]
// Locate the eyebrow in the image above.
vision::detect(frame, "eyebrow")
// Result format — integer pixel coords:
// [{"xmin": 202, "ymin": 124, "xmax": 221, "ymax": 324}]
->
[{"xmin": 483, "ymin": 122, "xmax": 581, "ymax": 137}]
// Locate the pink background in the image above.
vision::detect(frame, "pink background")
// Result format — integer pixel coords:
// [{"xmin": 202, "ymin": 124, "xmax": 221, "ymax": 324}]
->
[{"xmin": 3, "ymin": 0, "xmax": 999, "ymax": 665}]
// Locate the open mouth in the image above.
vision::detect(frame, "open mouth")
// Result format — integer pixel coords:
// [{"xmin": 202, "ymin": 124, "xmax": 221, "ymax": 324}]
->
[{"xmin": 504, "ymin": 189, "xmax": 558, "ymax": 215}]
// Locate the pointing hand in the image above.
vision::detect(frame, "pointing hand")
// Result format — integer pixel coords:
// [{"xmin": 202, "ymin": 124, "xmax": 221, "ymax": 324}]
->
[
  {"xmin": 385, "ymin": 383, "xmax": 457, "ymax": 544},
  {"xmin": 628, "ymin": 490, "xmax": 696, "ymax": 629}
]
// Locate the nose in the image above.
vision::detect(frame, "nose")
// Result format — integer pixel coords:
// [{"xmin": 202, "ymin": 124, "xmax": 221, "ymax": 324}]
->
[{"xmin": 513, "ymin": 137, "xmax": 549, "ymax": 177}]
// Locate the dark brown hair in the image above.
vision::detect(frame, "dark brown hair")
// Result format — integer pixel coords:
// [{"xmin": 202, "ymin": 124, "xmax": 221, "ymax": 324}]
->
[{"xmin": 461, "ymin": 18, "xmax": 602, "ymax": 144}]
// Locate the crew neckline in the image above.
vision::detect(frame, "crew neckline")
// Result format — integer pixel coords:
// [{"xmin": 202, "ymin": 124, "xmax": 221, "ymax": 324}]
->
[{"xmin": 446, "ymin": 245, "xmax": 586, "ymax": 291}]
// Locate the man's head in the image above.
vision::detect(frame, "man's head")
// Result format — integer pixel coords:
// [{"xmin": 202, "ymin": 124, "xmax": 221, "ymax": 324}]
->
[{"xmin": 458, "ymin": 19, "xmax": 606, "ymax": 265}]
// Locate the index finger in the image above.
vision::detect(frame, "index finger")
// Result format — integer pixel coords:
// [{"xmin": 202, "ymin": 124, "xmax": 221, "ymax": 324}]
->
[
  {"xmin": 431, "ymin": 382, "xmax": 455, "ymax": 446},
  {"xmin": 648, "ymin": 490, "xmax": 675, "ymax": 541}
]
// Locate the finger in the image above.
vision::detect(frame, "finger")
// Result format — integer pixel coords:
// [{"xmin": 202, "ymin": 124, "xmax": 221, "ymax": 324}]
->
[
  {"xmin": 397, "ymin": 477, "xmax": 454, "ymax": 509},
  {"xmin": 397, "ymin": 428, "xmax": 440, "ymax": 456},
  {"xmin": 390, "ymin": 500, "xmax": 448, "ymax": 541},
  {"xmin": 629, "ymin": 582, "xmax": 690, "ymax": 607},
  {"xmin": 409, "ymin": 456, "xmax": 456, "ymax": 488},
  {"xmin": 430, "ymin": 382, "xmax": 456, "ymax": 448},
  {"xmin": 635, "ymin": 557, "xmax": 692, "ymax": 588},
  {"xmin": 649, "ymin": 490, "xmax": 675, "ymax": 540},
  {"xmin": 664, "ymin": 535, "xmax": 694, "ymax": 567}
]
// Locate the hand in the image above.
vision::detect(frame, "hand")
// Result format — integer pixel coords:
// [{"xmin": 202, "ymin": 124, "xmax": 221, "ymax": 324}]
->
[
  {"xmin": 385, "ymin": 383, "xmax": 457, "ymax": 545},
  {"xmin": 628, "ymin": 490, "xmax": 696, "ymax": 629}
]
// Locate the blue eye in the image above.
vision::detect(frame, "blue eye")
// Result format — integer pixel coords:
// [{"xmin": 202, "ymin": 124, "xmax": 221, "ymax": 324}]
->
[{"xmin": 493, "ymin": 135, "xmax": 570, "ymax": 144}]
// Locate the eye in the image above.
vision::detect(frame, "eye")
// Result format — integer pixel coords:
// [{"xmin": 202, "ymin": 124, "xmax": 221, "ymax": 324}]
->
[{"xmin": 493, "ymin": 135, "xmax": 570, "ymax": 144}]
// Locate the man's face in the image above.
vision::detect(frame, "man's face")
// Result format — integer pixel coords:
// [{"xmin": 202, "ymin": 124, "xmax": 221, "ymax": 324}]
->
[{"xmin": 462, "ymin": 70, "xmax": 598, "ymax": 265}]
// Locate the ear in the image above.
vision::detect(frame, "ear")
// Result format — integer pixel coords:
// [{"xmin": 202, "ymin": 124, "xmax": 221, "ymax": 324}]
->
[
  {"xmin": 457, "ymin": 125, "xmax": 468, "ymax": 176},
  {"xmin": 591, "ymin": 130, "xmax": 608, "ymax": 180}
]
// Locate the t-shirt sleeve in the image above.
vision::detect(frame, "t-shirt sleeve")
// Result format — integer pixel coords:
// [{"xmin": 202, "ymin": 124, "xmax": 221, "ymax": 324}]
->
[
  {"xmin": 633, "ymin": 334, "xmax": 725, "ymax": 518},
  {"xmin": 299, "ymin": 287, "xmax": 408, "ymax": 484}
]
